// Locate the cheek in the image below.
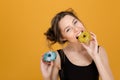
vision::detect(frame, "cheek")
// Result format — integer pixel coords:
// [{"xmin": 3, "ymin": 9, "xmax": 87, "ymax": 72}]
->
[
  {"xmin": 61, "ymin": 30, "xmax": 76, "ymax": 40},
  {"xmin": 65, "ymin": 32, "xmax": 75, "ymax": 39}
]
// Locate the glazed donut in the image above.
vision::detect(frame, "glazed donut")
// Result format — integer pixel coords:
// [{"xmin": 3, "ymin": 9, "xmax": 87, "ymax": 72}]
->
[
  {"xmin": 43, "ymin": 51, "xmax": 57, "ymax": 62},
  {"xmin": 78, "ymin": 31, "xmax": 91, "ymax": 43}
]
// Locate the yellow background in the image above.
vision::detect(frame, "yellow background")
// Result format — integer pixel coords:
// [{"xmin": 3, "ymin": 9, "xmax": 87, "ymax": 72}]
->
[{"xmin": 0, "ymin": 0, "xmax": 120, "ymax": 80}]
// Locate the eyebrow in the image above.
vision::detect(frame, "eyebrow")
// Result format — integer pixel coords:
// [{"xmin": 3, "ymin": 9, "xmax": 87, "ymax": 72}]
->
[{"xmin": 72, "ymin": 18, "xmax": 76, "ymax": 23}]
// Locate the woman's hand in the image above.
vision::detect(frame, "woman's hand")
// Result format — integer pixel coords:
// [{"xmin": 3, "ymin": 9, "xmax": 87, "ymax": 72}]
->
[
  {"xmin": 81, "ymin": 32, "xmax": 99, "ymax": 58},
  {"xmin": 40, "ymin": 56, "xmax": 54, "ymax": 80},
  {"xmin": 81, "ymin": 32, "xmax": 114, "ymax": 80}
]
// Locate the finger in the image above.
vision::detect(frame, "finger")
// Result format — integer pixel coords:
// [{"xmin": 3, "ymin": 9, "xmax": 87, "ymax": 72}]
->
[
  {"xmin": 48, "ymin": 61, "xmax": 54, "ymax": 70},
  {"xmin": 90, "ymin": 32, "xmax": 98, "ymax": 43},
  {"xmin": 50, "ymin": 61, "xmax": 54, "ymax": 67},
  {"xmin": 40, "ymin": 57, "xmax": 50, "ymax": 67},
  {"xmin": 90, "ymin": 32, "xmax": 96, "ymax": 37},
  {"xmin": 90, "ymin": 32, "xmax": 96, "ymax": 39}
]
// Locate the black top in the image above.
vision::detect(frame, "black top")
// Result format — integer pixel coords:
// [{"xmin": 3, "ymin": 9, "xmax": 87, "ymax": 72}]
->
[{"xmin": 57, "ymin": 49, "xmax": 99, "ymax": 80}]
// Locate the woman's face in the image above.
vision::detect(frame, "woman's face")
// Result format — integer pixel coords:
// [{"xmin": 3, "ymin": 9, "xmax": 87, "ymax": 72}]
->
[{"xmin": 59, "ymin": 15, "xmax": 86, "ymax": 43}]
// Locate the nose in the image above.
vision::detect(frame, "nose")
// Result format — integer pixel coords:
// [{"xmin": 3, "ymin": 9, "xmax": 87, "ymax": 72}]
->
[{"xmin": 73, "ymin": 26, "xmax": 79, "ymax": 33}]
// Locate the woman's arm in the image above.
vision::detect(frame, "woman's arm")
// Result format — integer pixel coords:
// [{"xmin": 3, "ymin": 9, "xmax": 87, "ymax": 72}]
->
[
  {"xmin": 81, "ymin": 32, "xmax": 114, "ymax": 80},
  {"xmin": 94, "ymin": 46, "xmax": 114, "ymax": 80}
]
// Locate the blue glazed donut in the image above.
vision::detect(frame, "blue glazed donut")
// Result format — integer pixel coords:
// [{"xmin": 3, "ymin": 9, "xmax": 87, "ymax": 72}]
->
[{"xmin": 43, "ymin": 51, "xmax": 57, "ymax": 62}]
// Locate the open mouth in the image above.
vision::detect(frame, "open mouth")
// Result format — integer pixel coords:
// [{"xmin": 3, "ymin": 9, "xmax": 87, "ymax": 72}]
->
[
  {"xmin": 76, "ymin": 36, "xmax": 78, "ymax": 39},
  {"xmin": 76, "ymin": 31, "xmax": 84, "ymax": 39}
]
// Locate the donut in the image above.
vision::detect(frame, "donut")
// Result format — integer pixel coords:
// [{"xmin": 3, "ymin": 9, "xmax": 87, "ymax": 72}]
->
[
  {"xmin": 43, "ymin": 51, "xmax": 57, "ymax": 62},
  {"xmin": 78, "ymin": 31, "xmax": 91, "ymax": 43}
]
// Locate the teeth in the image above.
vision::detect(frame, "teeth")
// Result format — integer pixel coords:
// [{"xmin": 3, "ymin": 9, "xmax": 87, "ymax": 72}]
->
[{"xmin": 76, "ymin": 32, "xmax": 82, "ymax": 39}]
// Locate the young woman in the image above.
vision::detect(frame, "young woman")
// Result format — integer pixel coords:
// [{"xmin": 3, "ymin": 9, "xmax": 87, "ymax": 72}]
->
[{"xmin": 40, "ymin": 9, "xmax": 114, "ymax": 80}]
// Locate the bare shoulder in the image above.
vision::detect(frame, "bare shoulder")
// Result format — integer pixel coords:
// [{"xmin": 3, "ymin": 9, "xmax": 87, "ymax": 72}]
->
[
  {"xmin": 54, "ymin": 50, "xmax": 61, "ymax": 70},
  {"xmin": 99, "ymin": 46, "xmax": 107, "ymax": 56},
  {"xmin": 99, "ymin": 46, "xmax": 109, "ymax": 64}
]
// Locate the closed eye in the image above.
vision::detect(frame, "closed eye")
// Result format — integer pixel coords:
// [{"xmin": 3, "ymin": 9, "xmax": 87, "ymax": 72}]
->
[
  {"xmin": 74, "ymin": 20, "xmax": 77, "ymax": 25},
  {"xmin": 66, "ymin": 28, "xmax": 70, "ymax": 32}
]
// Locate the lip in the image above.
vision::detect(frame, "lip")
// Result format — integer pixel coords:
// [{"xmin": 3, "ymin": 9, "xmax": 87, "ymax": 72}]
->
[
  {"xmin": 76, "ymin": 30, "xmax": 85, "ymax": 39},
  {"xmin": 76, "ymin": 32, "xmax": 82, "ymax": 39}
]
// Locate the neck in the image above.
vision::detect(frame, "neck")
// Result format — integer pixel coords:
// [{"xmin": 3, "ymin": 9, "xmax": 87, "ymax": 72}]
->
[{"xmin": 65, "ymin": 42, "xmax": 85, "ymax": 53}]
